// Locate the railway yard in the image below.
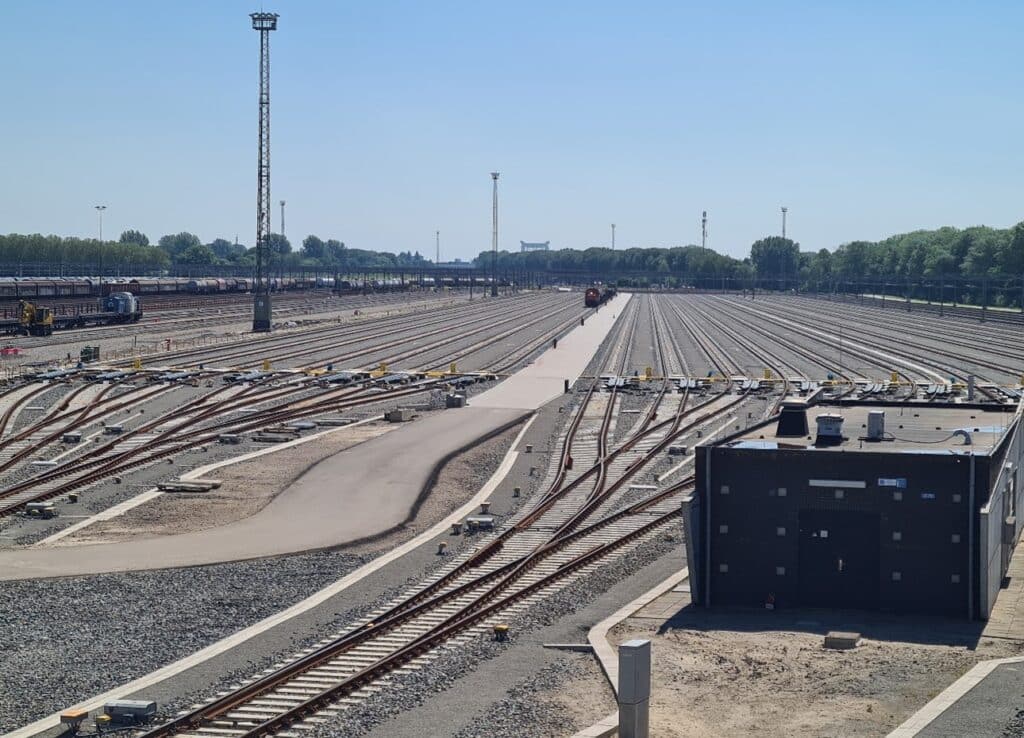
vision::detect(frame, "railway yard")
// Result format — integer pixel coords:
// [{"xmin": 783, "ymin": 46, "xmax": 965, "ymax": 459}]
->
[{"xmin": 1, "ymin": 289, "xmax": 1024, "ymax": 738}]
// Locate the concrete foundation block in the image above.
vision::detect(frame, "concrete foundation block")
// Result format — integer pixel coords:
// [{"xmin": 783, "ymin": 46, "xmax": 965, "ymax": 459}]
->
[{"xmin": 824, "ymin": 631, "xmax": 861, "ymax": 650}]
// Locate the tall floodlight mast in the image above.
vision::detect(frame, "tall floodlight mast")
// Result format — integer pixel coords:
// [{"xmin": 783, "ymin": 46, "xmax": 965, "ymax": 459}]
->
[
  {"xmin": 491, "ymin": 172, "xmax": 499, "ymax": 297},
  {"xmin": 251, "ymin": 11, "xmax": 278, "ymax": 332}
]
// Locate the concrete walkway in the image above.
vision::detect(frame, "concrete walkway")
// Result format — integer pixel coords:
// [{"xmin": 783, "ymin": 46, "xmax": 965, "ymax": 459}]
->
[{"xmin": 0, "ymin": 294, "xmax": 628, "ymax": 580}]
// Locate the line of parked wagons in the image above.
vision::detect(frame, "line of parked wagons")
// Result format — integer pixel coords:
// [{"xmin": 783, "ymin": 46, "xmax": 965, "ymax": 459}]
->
[{"xmin": 0, "ymin": 276, "xmax": 426, "ymax": 300}]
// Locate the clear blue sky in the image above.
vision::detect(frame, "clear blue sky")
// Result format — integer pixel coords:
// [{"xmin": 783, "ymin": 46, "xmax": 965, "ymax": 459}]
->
[{"xmin": 1, "ymin": 1, "xmax": 1022, "ymax": 261}]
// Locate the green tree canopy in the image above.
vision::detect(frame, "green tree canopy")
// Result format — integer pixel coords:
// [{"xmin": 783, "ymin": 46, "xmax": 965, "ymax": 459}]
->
[
  {"xmin": 302, "ymin": 235, "xmax": 325, "ymax": 259},
  {"xmin": 208, "ymin": 238, "xmax": 246, "ymax": 261},
  {"xmin": 266, "ymin": 233, "xmax": 291, "ymax": 255},
  {"xmin": 325, "ymin": 239, "xmax": 345, "ymax": 265},
  {"xmin": 158, "ymin": 232, "xmax": 202, "ymax": 260},
  {"xmin": 750, "ymin": 237, "xmax": 800, "ymax": 278},
  {"xmin": 119, "ymin": 229, "xmax": 149, "ymax": 247},
  {"xmin": 179, "ymin": 243, "xmax": 216, "ymax": 265}
]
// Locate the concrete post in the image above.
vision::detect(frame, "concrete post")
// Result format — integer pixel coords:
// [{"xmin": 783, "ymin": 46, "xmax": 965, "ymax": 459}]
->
[{"xmin": 618, "ymin": 639, "xmax": 651, "ymax": 738}]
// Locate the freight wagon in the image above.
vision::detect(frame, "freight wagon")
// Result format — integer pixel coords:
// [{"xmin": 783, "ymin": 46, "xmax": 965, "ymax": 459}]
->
[{"xmin": 584, "ymin": 285, "xmax": 616, "ymax": 308}]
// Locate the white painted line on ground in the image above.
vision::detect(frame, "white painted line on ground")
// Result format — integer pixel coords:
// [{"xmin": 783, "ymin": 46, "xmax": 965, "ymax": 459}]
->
[
  {"xmin": 5, "ymin": 413, "xmax": 537, "ymax": 738},
  {"xmin": 34, "ymin": 417, "xmax": 382, "ymax": 547},
  {"xmin": 571, "ymin": 567, "xmax": 689, "ymax": 738}
]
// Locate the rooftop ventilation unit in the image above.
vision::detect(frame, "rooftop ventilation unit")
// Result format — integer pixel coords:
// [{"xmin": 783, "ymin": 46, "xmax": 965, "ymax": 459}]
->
[
  {"xmin": 776, "ymin": 400, "xmax": 809, "ymax": 437},
  {"xmin": 815, "ymin": 413, "xmax": 844, "ymax": 446},
  {"xmin": 867, "ymin": 410, "xmax": 885, "ymax": 441}
]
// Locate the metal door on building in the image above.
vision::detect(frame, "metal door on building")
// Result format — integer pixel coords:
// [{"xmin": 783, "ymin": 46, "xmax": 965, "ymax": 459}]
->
[{"xmin": 797, "ymin": 509, "xmax": 880, "ymax": 609}]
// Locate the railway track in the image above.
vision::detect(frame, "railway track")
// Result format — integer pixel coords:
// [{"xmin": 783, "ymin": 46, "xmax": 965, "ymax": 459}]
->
[
  {"xmin": 0, "ymin": 294, "xmax": 592, "ymax": 517},
  {"xmin": 5, "ymin": 291, "xmax": 1024, "ymax": 738},
  {"xmin": 708, "ymin": 296, "xmax": 1019, "ymax": 395},
  {"xmin": 129, "ymin": 292, "xmax": 772, "ymax": 738},
  {"xmin": 5, "ymin": 291, "xmax": 462, "ymax": 352},
  {"xmin": 107, "ymin": 293, "xmax": 578, "ymax": 372},
  {"xmin": 742, "ymin": 295, "xmax": 1024, "ymax": 382}
]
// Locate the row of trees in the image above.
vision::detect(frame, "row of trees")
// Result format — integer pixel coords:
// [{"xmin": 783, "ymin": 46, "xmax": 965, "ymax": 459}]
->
[
  {"xmin": 5, "ymin": 220, "xmax": 1023, "ymax": 284},
  {"xmin": 473, "ymin": 244, "xmax": 750, "ymax": 282},
  {"xmin": 138, "ymin": 230, "xmax": 429, "ymax": 271},
  {"xmin": 798, "ymin": 224, "xmax": 1024, "ymax": 283},
  {"xmin": 473, "ymin": 221, "xmax": 1024, "ymax": 286},
  {"xmin": 0, "ymin": 230, "xmax": 429, "ymax": 273},
  {"xmin": 0, "ymin": 233, "xmax": 169, "ymax": 270}
]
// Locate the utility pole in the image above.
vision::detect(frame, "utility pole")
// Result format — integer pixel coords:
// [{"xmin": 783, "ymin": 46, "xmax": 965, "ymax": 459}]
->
[
  {"xmin": 279, "ymin": 199, "xmax": 286, "ymax": 279},
  {"xmin": 611, "ymin": 223, "xmax": 616, "ymax": 250},
  {"xmin": 95, "ymin": 205, "xmax": 107, "ymax": 285},
  {"xmin": 251, "ymin": 11, "xmax": 278, "ymax": 332},
  {"xmin": 436, "ymin": 230, "xmax": 440, "ymax": 266},
  {"xmin": 491, "ymin": 172, "xmax": 499, "ymax": 297},
  {"xmin": 780, "ymin": 206, "xmax": 788, "ymax": 293},
  {"xmin": 701, "ymin": 210, "xmax": 707, "ymax": 251}
]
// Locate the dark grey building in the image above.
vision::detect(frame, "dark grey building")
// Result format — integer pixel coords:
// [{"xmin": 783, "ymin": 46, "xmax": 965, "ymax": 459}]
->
[{"xmin": 685, "ymin": 399, "xmax": 1024, "ymax": 619}]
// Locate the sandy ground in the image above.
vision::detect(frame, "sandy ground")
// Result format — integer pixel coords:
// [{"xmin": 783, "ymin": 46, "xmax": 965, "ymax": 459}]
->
[
  {"xmin": 52, "ymin": 422, "xmax": 395, "ymax": 545},
  {"xmin": 608, "ymin": 606, "xmax": 1024, "ymax": 738},
  {"xmin": 51, "ymin": 417, "xmax": 524, "ymax": 554},
  {"xmin": 372, "ymin": 420, "xmax": 525, "ymax": 549}
]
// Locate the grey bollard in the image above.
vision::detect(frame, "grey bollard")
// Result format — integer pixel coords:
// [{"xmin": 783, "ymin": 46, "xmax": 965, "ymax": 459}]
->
[
  {"xmin": 618, "ymin": 639, "xmax": 651, "ymax": 738},
  {"xmin": 564, "ymin": 379, "xmax": 570, "ymax": 393}
]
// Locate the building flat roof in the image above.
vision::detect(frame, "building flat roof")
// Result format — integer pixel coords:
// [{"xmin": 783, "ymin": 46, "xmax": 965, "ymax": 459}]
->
[{"xmin": 726, "ymin": 403, "xmax": 1016, "ymax": 455}]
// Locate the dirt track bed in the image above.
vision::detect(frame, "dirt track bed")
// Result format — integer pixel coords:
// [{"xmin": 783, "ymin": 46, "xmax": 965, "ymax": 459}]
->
[{"xmin": 611, "ymin": 608, "xmax": 1024, "ymax": 737}]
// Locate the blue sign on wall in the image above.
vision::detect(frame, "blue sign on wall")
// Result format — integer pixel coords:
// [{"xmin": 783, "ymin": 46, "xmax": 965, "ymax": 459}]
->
[{"xmin": 878, "ymin": 478, "xmax": 907, "ymax": 488}]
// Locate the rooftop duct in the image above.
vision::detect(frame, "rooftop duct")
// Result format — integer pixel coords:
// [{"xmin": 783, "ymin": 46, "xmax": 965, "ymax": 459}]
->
[
  {"xmin": 815, "ymin": 413, "xmax": 844, "ymax": 446},
  {"xmin": 867, "ymin": 410, "xmax": 885, "ymax": 441}
]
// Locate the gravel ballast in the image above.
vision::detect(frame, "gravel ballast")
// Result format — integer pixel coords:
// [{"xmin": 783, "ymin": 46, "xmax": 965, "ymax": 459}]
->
[
  {"xmin": 0, "ymin": 413, "xmax": 528, "ymax": 733},
  {"xmin": 0, "ymin": 550, "xmax": 370, "ymax": 733}
]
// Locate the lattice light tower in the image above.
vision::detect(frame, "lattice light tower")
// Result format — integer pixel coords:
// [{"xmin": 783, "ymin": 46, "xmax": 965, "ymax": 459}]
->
[{"xmin": 251, "ymin": 11, "xmax": 278, "ymax": 332}]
